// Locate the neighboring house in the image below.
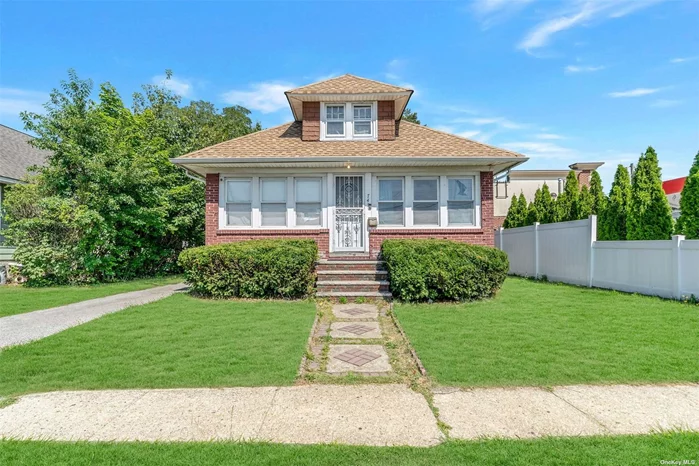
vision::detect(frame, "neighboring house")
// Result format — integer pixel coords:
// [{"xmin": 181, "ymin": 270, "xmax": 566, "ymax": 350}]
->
[
  {"xmin": 662, "ymin": 177, "xmax": 685, "ymax": 219},
  {"xmin": 172, "ymin": 74, "xmax": 528, "ymax": 263},
  {"xmin": 0, "ymin": 124, "xmax": 50, "ymax": 244},
  {"xmin": 493, "ymin": 162, "xmax": 604, "ymax": 228}
]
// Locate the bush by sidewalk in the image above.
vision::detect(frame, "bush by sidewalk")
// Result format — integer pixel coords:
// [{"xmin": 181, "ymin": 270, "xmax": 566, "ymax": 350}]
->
[
  {"xmin": 178, "ymin": 240, "xmax": 317, "ymax": 299},
  {"xmin": 382, "ymin": 239, "xmax": 508, "ymax": 302}
]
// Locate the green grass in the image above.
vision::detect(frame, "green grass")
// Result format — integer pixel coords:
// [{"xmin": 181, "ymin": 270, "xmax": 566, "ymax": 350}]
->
[
  {"xmin": 0, "ymin": 434, "xmax": 696, "ymax": 465},
  {"xmin": 0, "ymin": 294, "xmax": 316, "ymax": 396},
  {"xmin": 0, "ymin": 276, "xmax": 183, "ymax": 318},
  {"xmin": 395, "ymin": 278, "xmax": 699, "ymax": 387}
]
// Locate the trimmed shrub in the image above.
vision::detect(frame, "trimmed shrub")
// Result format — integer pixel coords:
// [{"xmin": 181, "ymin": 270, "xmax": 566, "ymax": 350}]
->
[
  {"xmin": 178, "ymin": 240, "xmax": 317, "ymax": 299},
  {"xmin": 381, "ymin": 239, "xmax": 509, "ymax": 302}
]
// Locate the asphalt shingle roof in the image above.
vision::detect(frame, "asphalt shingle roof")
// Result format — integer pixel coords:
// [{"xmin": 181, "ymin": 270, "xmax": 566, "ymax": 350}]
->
[
  {"xmin": 176, "ymin": 121, "xmax": 524, "ymax": 160},
  {"xmin": 0, "ymin": 124, "xmax": 50, "ymax": 182},
  {"xmin": 286, "ymin": 74, "xmax": 410, "ymax": 95}
]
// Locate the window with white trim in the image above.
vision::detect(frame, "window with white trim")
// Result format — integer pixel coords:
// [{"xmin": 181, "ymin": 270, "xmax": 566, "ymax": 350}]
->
[
  {"xmin": 353, "ymin": 104, "xmax": 372, "ymax": 136},
  {"xmin": 321, "ymin": 102, "xmax": 376, "ymax": 140},
  {"xmin": 378, "ymin": 178, "xmax": 404, "ymax": 226},
  {"xmin": 447, "ymin": 177, "xmax": 475, "ymax": 226},
  {"xmin": 413, "ymin": 178, "xmax": 439, "ymax": 225},
  {"xmin": 295, "ymin": 178, "xmax": 322, "ymax": 226},
  {"xmin": 225, "ymin": 179, "xmax": 252, "ymax": 226},
  {"xmin": 325, "ymin": 105, "xmax": 345, "ymax": 137},
  {"xmin": 260, "ymin": 178, "xmax": 287, "ymax": 226}
]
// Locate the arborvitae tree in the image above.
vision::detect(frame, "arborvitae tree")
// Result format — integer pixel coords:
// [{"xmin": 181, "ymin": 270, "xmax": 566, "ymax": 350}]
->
[
  {"xmin": 589, "ymin": 170, "xmax": 607, "ymax": 215},
  {"xmin": 526, "ymin": 200, "xmax": 538, "ymax": 226},
  {"xmin": 554, "ymin": 170, "xmax": 580, "ymax": 222},
  {"xmin": 627, "ymin": 146, "xmax": 674, "ymax": 240},
  {"xmin": 578, "ymin": 185, "xmax": 593, "ymax": 219},
  {"xmin": 503, "ymin": 195, "xmax": 520, "ymax": 228},
  {"xmin": 517, "ymin": 193, "xmax": 529, "ymax": 226},
  {"xmin": 676, "ymin": 151, "xmax": 699, "ymax": 239},
  {"xmin": 599, "ymin": 164, "xmax": 632, "ymax": 240},
  {"xmin": 538, "ymin": 183, "xmax": 555, "ymax": 223}
]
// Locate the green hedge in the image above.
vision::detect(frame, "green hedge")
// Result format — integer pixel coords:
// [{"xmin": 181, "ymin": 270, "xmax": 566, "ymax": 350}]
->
[
  {"xmin": 381, "ymin": 239, "xmax": 509, "ymax": 302},
  {"xmin": 177, "ymin": 240, "xmax": 317, "ymax": 299}
]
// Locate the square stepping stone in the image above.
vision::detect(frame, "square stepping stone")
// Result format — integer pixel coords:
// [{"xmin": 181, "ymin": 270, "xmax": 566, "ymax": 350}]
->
[
  {"xmin": 329, "ymin": 322, "xmax": 381, "ymax": 339},
  {"xmin": 333, "ymin": 304, "xmax": 379, "ymax": 320},
  {"xmin": 327, "ymin": 344, "xmax": 392, "ymax": 374}
]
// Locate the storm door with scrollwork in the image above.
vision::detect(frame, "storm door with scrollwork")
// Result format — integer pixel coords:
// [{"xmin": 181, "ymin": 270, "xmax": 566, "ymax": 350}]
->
[{"xmin": 334, "ymin": 176, "xmax": 364, "ymax": 251}]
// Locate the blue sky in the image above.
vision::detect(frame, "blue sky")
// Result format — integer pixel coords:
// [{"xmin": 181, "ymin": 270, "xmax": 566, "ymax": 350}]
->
[{"xmin": 1, "ymin": 0, "xmax": 697, "ymax": 187}]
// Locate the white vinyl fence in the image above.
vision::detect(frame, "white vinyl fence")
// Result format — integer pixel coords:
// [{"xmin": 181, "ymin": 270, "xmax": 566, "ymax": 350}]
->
[{"xmin": 495, "ymin": 216, "xmax": 699, "ymax": 300}]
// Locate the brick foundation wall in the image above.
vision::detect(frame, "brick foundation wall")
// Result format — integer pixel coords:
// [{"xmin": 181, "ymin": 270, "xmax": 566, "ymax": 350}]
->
[
  {"xmin": 377, "ymin": 101, "xmax": 395, "ymax": 141},
  {"xmin": 302, "ymin": 102, "xmax": 320, "ymax": 141},
  {"xmin": 214, "ymin": 229, "xmax": 331, "ymax": 258}
]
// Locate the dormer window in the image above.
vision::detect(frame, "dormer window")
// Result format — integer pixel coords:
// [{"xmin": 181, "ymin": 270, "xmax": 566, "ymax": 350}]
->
[{"xmin": 321, "ymin": 102, "xmax": 376, "ymax": 141}]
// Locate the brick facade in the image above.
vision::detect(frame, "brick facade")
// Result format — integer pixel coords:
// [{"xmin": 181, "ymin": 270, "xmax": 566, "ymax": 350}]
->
[
  {"xmin": 205, "ymin": 172, "xmax": 496, "ymax": 259},
  {"xmin": 377, "ymin": 100, "xmax": 396, "ymax": 141},
  {"xmin": 577, "ymin": 169, "xmax": 592, "ymax": 188},
  {"xmin": 302, "ymin": 102, "xmax": 320, "ymax": 141}
]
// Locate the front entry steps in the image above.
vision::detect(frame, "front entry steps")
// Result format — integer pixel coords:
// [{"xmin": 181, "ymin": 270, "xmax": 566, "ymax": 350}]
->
[{"xmin": 316, "ymin": 260, "xmax": 392, "ymax": 299}]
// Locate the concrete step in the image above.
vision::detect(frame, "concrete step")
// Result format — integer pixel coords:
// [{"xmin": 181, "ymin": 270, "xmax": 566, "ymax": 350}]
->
[
  {"xmin": 317, "ymin": 280, "xmax": 390, "ymax": 294},
  {"xmin": 317, "ymin": 270, "xmax": 388, "ymax": 282}
]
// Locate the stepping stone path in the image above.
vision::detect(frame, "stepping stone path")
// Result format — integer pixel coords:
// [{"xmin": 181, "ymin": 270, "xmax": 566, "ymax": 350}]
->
[{"xmin": 325, "ymin": 303, "xmax": 393, "ymax": 376}]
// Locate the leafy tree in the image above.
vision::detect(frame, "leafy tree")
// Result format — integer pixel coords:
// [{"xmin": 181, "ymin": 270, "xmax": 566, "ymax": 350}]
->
[
  {"xmin": 578, "ymin": 185, "xmax": 594, "ymax": 219},
  {"xmin": 589, "ymin": 170, "xmax": 607, "ymax": 215},
  {"xmin": 627, "ymin": 147, "xmax": 674, "ymax": 240},
  {"xmin": 503, "ymin": 192, "xmax": 528, "ymax": 228},
  {"xmin": 4, "ymin": 70, "xmax": 260, "ymax": 285},
  {"xmin": 402, "ymin": 108, "xmax": 420, "ymax": 124},
  {"xmin": 526, "ymin": 200, "xmax": 538, "ymax": 226},
  {"xmin": 675, "ymin": 151, "xmax": 699, "ymax": 239},
  {"xmin": 537, "ymin": 183, "xmax": 555, "ymax": 224},
  {"xmin": 598, "ymin": 164, "xmax": 632, "ymax": 240},
  {"xmin": 554, "ymin": 170, "xmax": 580, "ymax": 222}
]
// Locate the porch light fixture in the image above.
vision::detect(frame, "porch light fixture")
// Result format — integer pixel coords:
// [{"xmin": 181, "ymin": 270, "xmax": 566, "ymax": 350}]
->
[{"xmin": 346, "ymin": 161, "xmax": 351, "ymax": 169}]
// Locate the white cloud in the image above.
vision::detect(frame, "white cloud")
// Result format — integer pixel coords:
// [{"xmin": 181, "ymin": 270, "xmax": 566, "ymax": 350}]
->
[
  {"xmin": 152, "ymin": 75, "xmax": 192, "ymax": 98},
  {"xmin": 501, "ymin": 141, "xmax": 575, "ymax": 158},
  {"xmin": 650, "ymin": 99, "xmax": 681, "ymax": 108},
  {"xmin": 564, "ymin": 65, "xmax": 605, "ymax": 73},
  {"xmin": 518, "ymin": 0, "xmax": 667, "ymax": 52},
  {"xmin": 471, "ymin": 0, "xmax": 535, "ymax": 28},
  {"xmin": 670, "ymin": 56, "xmax": 698, "ymax": 64},
  {"xmin": 221, "ymin": 81, "xmax": 294, "ymax": 113},
  {"xmin": 456, "ymin": 130, "xmax": 481, "ymax": 139},
  {"xmin": 608, "ymin": 87, "xmax": 661, "ymax": 98},
  {"xmin": 0, "ymin": 88, "xmax": 48, "ymax": 116},
  {"xmin": 536, "ymin": 133, "xmax": 565, "ymax": 140},
  {"xmin": 453, "ymin": 116, "xmax": 526, "ymax": 129}
]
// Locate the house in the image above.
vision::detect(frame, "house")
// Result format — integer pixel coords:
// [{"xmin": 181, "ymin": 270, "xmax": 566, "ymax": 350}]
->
[
  {"xmin": 493, "ymin": 162, "xmax": 604, "ymax": 228},
  {"xmin": 172, "ymin": 74, "xmax": 527, "ymax": 295},
  {"xmin": 662, "ymin": 176, "xmax": 685, "ymax": 219},
  {"xmin": 0, "ymin": 124, "xmax": 50, "ymax": 245}
]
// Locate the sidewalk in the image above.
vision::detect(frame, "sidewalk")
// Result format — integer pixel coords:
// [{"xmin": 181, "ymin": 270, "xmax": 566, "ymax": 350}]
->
[
  {"xmin": 0, "ymin": 383, "xmax": 696, "ymax": 445},
  {"xmin": 0, "ymin": 284, "xmax": 185, "ymax": 348}
]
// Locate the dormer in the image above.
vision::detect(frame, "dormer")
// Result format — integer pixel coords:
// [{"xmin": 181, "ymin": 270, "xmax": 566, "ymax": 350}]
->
[{"xmin": 284, "ymin": 74, "xmax": 413, "ymax": 142}]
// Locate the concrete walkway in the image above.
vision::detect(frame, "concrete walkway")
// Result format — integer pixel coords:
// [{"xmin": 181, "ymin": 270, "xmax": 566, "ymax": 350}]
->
[
  {"xmin": 0, "ymin": 383, "xmax": 696, "ymax": 445},
  {"xmin": 0, "ymin": 284, "xmax": 185, "ymax": 348}
]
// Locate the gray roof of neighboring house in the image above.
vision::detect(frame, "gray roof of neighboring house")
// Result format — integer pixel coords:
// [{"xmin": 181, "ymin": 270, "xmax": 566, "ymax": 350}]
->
[{"xmin": 0, "ymin": 124, "xmax": 51, "ymax": 183}]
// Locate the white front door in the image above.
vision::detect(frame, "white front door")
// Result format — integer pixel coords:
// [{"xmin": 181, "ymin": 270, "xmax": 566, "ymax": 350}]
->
[{"xmin": 334, "ymin": 175, "xmax": 365, "ymax": 251}]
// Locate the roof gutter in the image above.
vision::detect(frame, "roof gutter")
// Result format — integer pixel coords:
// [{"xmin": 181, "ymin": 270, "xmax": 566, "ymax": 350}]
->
[{"xmin": 170, "ymin": 156, "xmax": 527, "ymax": 166}]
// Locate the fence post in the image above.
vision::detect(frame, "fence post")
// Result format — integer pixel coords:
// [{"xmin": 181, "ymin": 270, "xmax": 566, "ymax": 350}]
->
[
  {"xmin": 587, "ymin": 215, "xmax": 597, "ymax": 288},
  {"xmin": 498, "ymin": 227, "xmax": 504, "ymax": 251},
  {"xmin": 534, "ymin": 222, "xmax": 540, "ymax": 279},
  {"xmin": 672, "ymin": 235, "xmax": 685, "ymax": 300}
]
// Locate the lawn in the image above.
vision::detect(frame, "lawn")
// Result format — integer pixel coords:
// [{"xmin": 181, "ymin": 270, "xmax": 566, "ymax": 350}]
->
[
  {"xmin": 0, "ymin": 294, "xmax": 316, "ymax": 396},
  {"xmin": 395, "ymin": 278, "xmax": 699, "ymax": 387},
  {"xmin": 0, "ymin": 434, "xmax": 696, "ymax": 466},
  {"xmin": 0, "ymin": 276, "xmax": 182, "ymax": 318}
]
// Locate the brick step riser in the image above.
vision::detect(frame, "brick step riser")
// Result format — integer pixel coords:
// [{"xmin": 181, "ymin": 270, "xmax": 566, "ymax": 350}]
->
[
  {"xmin": 316, "ymin": 264, "xmax": 386, "ymax": 272},
  {"xmin": 317, "ymin": 284, "xmax": 391, "ymax": 293},
  {"xmin": 317, "ymin": 273, "xmax": 387, "ymax": 282}
]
